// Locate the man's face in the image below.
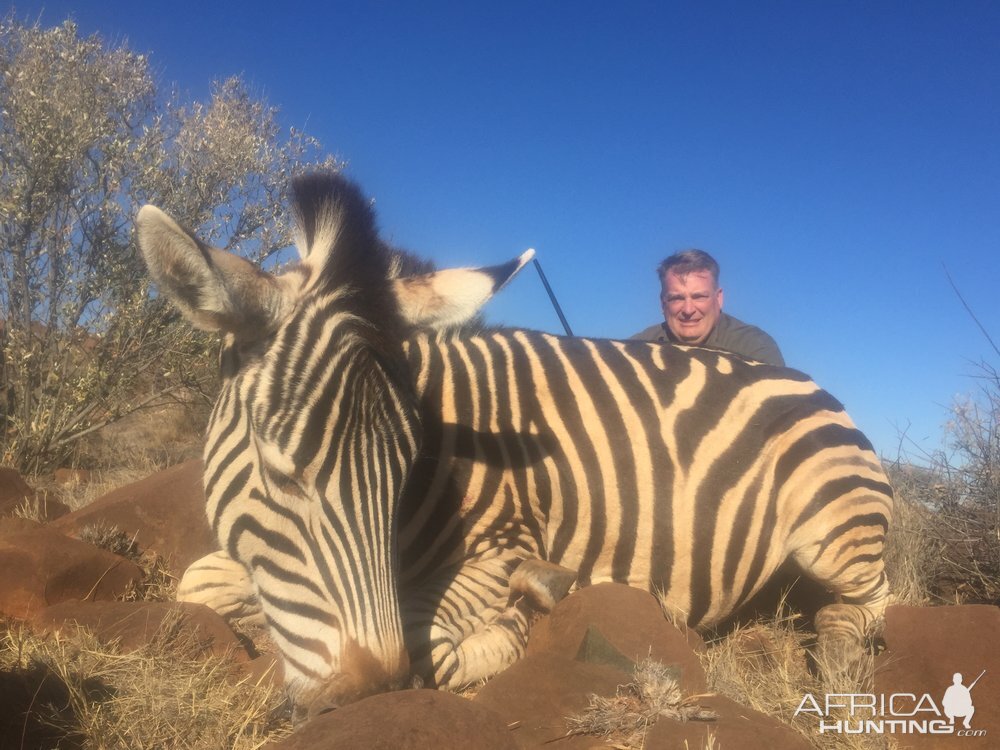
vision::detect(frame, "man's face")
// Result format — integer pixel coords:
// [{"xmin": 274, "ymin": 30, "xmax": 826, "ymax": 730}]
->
[{"xmin": 660, "ymin": 269, "xmax": 724, "ymax": 345}]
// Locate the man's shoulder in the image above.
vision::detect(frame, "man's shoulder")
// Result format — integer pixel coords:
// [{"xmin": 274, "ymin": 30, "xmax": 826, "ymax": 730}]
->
[
  {"xmin": 631, "ymin": 323, "xmax": 668, "ymax": 342},
  {"xmin": 710, "ymin": 314, "xmax": 784, "ymax": 365},
  {"xmin": 714, "ymin": 313, "xmax": 769, "ymax": 337}
]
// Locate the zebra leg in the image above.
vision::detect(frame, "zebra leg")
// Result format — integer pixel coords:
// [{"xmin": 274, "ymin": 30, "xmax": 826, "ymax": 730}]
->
[
  {"xmin": 409, "ymin": 557, "xmax": 576, "ymax": 690},
  {"xmin": 793, "ymin": 534, "xmax": 891, "ymax": 674},
  {"xmin": 509, "ymin": 558, "xmax": 578, "ymax": 611},
  {"xmin": 177, "ymin": 550, "xmax": 266, "ymax": 627}
]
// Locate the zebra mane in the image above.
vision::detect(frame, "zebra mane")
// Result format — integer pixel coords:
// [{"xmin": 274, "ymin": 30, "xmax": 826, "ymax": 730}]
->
[
  {"xmin": 289, "ymin": 173, "xmax": 435, "ymax": 337},
  {"xmin": 383, "ymin": 241, "xmax": 437, "ymax": 281},
  {"xmin": 290, "ymin": 171, "xmax": 527, "ymax": 338},
  {"xmin": 291, "ymin": 172, "xmax": 385, "ymax": 284},
  {"xmin": 291, "ymin": 172, "xmax": 437, "ymax": 280}
]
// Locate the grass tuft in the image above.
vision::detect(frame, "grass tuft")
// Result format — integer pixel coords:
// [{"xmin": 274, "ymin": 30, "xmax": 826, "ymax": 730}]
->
[
  {"xmin": 699, "ymin": 606, "xmax": 890, "ymax": 750},
  {"xmin": 566, "ymin": 657, "xmax": 717, "ymax": 748},
  {"xmin": 77, "ymin": 522, "xmax": 178, "ymax": 602},
  {"xmin": 0, "ymin": 615, "xmax": 291, "ymax": 750}
]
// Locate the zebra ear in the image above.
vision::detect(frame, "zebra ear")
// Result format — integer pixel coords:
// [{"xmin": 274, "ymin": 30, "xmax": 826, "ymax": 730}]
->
[
  {"xmin": 136, "ymin": 205, "xmax": 287, "ymax": 339},
  {"xmin": 393, "ymin": 249, "xmax": 535, "ymax": 329}
]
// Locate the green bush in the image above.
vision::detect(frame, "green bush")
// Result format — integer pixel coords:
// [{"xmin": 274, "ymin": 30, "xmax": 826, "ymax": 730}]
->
[{"xmin": 0, "ymin": 14, "xmax": 339, "ymax": 472}]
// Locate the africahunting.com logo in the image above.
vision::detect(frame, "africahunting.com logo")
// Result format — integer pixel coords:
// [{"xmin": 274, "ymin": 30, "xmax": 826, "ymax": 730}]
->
[{"xmin": 795, "ymin": 670, "xmax": 987, "ymax": 737}]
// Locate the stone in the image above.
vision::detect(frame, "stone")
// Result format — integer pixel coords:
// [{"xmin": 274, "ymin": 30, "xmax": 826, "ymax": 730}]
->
[
  {"xmin": 0, "ymin": 526, "xmax": 143, "ymax": 619},
  {"xmin": 13, "ymin": 493, "xmax": 71, "ymax": 522},
  {"xmin": 264, "ymin": 689, "xmax": 519, "ymax": 750},
  {"xmin": 644, "ymin": 694, "xmax": 812, "ymax": 749},
  {"xmin": 474, "ymin": 652, "xmax": 629, "ymax": 748},
  {"xmin": 0, "ymin": 467, "xmax": 34, "ymax": 516},
  {"xmin": 0, "ymin": 516, "xmax": 44, "ymax": 535},
  {"xmin": 872, "ymin": 604, "xmax": 1000, "ymax": 749},
  {"xmin": 528, "ymin": 583, "xmax": 707, "ymax": 692},
  {"xmin": 232, "ymin": 653, "xmax": 284, "ymax": 691},
  {"xmin": 32, "ymin": 600, "xmax": 249, "ymax": 661},
  {"xmin": 51, "ymin": 459, "xmax": 215, "ymax": 575}
]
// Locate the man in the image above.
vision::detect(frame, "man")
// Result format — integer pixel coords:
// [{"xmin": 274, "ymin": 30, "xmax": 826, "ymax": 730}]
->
[
  {"xmin": 632, "ymin": 249, "xmax": 784, "ymax": 366},
  {"xmin": 943, "ymin": 672, "xmax": 977, "ymax": 730}
]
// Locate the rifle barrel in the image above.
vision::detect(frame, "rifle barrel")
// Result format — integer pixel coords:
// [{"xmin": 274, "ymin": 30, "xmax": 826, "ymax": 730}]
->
[{"xmin": 532, "ymin": 258, "xmax": 574, "ymax": 336}]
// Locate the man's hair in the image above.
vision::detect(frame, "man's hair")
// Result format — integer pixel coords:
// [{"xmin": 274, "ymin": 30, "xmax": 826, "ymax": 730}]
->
[{"xmin": 656, "ymin": 249, "xmax": 720, "ymax": 286}]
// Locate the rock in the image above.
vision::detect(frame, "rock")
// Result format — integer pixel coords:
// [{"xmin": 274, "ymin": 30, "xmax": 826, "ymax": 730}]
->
[
  {"xmin": 232, "ymin": 653, "xmax": 284, "ymax": 691},
  {"xmin": 528, "ymin": 583, "xmax": 707, "ymax": 692},
  {"xmin": 50, "ymin": 460, "xmax": 215, "ymax": 575},
  {"xmin": 644, "ymin": 694, "xmax": 812, "ymax": 749},
  {"xmin": 0, "ymin": 466, "xmax": 67, "ymax": 522},
  {"xmin": 32, "ymin": 600, "xmax": 250, "ymax": 661},
  {"xmin": 37, "ymin": 495, "xmax": 71, "ymax": 521},
  {"xmin": 0, "ymin": 467, "xmax": 34, "ymax": 516},
  {"xmin": 264, "ymin": 689, "xmax": 518, "ymax": 750},
  {"xmin": 13, "ymin": 493, "xmax": 71, "ymax": 522},
  {"xmin": 0, "ymin": 526, "xmax": 143, "ymax": 619},
  {"xmin": 473, "ymin": 585, "xmax": 805, "ymax": 748},
  {"xmin": 472, "ymin": 644, "xmax": 807, "ymax": 750},
  {"xmin": 0, "ymin": 516, "xmax": 44, "ymax": 535},
  {"xmin": 873, "ymin": 604, "xmax": 1000, "ymax": 749},
  {"xmin": 474, "ymin": 652, "xmax": 630, "ymax": 748}
]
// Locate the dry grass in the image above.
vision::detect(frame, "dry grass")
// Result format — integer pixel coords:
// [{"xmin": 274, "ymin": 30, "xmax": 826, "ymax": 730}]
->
[
  {"xmin": 81, "ymin": 402, "xmax": 207, "ymax": 470},
  {"xmin": 566, "ymin": 658, "xmax": 717, "ymax": 749},
  {"xmin": 24, "ymin": 401, "xmax": 207, "ymax": 514},
  {"xmin": 30, "ymin": 462, "xmax": 178, "ymax": 515},
  {"xmin": 880, "ymin": 462, "xmax": 992, "ymax": 607},
  {"xmin": 0, "ymin": 615, "xmax": 291, "ymax": 750},
  {"xmin": 9, "ymin": 493, "xmax": 61, "ymax": 522},
  {"xmin": 695, "ymin": 598, "xmax": 900, "ymax": 750},
  {"xmin": 685, "ymin": 733, "xmax": 719, "ymax": 750},
  {"xmin": 880, "ymin": 484, "xmax": 941, "ymax": 606},
  {"xmin": 65, "ymin": 466, "xmax": 165, "ymax": 512},
  {"xmin": 77, "ymin": 522, "xmax": 179, "ymax": 603}
]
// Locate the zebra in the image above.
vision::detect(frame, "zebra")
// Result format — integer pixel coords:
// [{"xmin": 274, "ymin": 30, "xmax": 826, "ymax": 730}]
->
[{"xmin": 137, "ymin": 172, "xmax": 892, "ymax": 719}]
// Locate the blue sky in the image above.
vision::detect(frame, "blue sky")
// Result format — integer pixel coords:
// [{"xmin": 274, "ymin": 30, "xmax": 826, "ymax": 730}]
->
[{"xmin": 11, "ymin": 1, "xmax": 1000, "ymax": 461}]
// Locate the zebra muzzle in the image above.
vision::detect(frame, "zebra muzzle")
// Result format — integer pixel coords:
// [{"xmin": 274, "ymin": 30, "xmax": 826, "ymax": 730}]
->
[{"xmin": 294, "ymin": 641, "xmax": 411, "ymax": 723}]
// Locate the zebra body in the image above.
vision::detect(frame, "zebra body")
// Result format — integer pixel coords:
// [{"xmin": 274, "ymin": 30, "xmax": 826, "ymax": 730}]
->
[
  {"xmin": 394, "ymin": 329, "xmax": 890, "ymax": 686},
  {"xmin": 139, "ymin": 173, "xmax": 892, "ymax": 717}
]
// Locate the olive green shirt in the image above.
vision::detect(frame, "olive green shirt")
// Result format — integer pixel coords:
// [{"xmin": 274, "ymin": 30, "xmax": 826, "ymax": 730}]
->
[{"xmin": 632, "ymin": 313, "xmax": 784, "ymax": 366}]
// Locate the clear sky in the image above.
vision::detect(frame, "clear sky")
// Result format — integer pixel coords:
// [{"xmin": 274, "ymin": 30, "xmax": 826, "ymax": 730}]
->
[{"xmin": 10, "ymin": 1, "xmax": 1000, "ymax": 461}]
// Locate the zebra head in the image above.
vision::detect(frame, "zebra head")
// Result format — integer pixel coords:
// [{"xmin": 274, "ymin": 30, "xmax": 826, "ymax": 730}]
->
[{"xmin": 136, "ymin": 172, "xmax": 532, "ymax": 716}]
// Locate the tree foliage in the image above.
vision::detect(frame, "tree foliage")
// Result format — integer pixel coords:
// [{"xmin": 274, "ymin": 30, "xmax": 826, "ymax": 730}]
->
[{"xmin": 0, "ymin": 15, "xmax": 339, "ymax": 471}]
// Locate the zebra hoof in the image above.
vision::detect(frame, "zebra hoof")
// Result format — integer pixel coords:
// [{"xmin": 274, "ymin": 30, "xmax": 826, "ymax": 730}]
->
[{"xmin": 509, "ymin": 558, "xmax": 578, "ymax": 613}]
